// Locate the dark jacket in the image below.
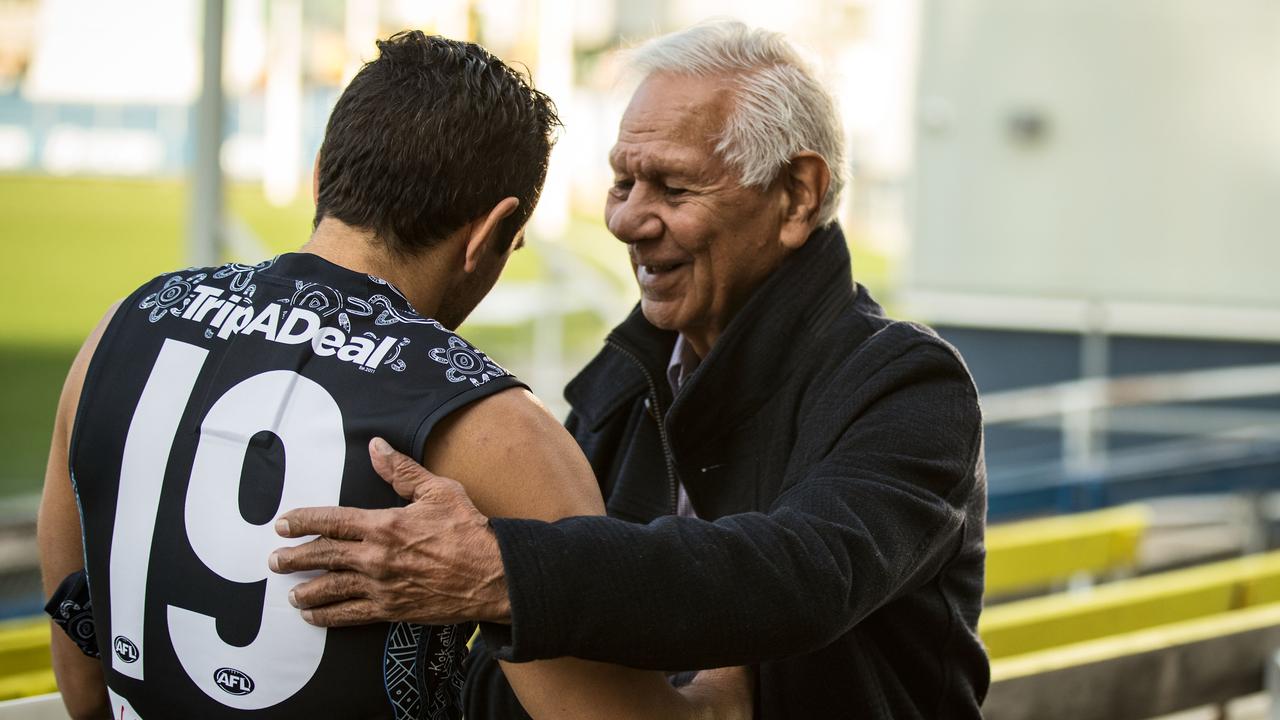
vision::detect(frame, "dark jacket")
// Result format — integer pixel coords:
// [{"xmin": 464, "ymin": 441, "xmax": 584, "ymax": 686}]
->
[{"xmin": 468, "ymin": 224, "xmax": 989, "ymax": 718}]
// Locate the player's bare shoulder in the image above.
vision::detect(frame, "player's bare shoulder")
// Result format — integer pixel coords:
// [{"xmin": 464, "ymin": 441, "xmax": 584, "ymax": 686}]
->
[{"xmin": 423, "ymin": 387, "xmax": 605, "ymax": 521}]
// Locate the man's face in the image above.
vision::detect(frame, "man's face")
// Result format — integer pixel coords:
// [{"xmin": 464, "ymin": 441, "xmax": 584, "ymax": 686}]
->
[{"xmin": 605, "ymin": 72, "xmax": 792, "ymax": 356}]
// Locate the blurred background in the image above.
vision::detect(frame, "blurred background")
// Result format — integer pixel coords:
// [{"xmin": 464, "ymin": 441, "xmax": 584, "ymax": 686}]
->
[{"xmin": 1, "ymin": 0, "xmax": 1279, "ymax": 718}]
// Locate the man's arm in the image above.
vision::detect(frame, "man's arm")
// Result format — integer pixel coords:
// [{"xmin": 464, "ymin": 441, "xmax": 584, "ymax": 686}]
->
[
  {"xmin": 276, "ymin": 340, "xmax": 981, "ymax": 670},
  {"xmin": 273, "ymin": 388, "xmax": 750, "ymax": 720},
  {"xmin": 37, "ymin": 303, "xmax": 119, "ymax": 720},
  {"xmin": 482, "ymin": 343, "xmax": 983, "ymax": 668}
]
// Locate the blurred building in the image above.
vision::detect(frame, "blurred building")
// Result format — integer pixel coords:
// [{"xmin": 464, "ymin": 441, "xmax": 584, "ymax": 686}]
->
[
  {"xmin": 910, "ymin": 0, "xmax": 1280, "ymax": 355},
  {"xmin": 908, "ymin": 0, "xmax": 1280, "ymax": 517}
]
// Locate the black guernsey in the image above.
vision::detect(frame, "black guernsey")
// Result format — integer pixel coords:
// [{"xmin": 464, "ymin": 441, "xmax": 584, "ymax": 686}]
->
[{"xmin": 70, "ymin": 253, "xmax": 524, "ymax": 719}]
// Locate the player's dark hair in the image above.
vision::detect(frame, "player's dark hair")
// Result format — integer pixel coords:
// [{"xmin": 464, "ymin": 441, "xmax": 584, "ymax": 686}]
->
[{"xmin": 314, "ymin": 31, "xmax": 561, "ymax": 254}]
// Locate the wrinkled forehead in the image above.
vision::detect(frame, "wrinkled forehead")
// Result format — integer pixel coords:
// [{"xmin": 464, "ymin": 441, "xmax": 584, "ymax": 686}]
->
[{"xmin": 609, "ymin": 72, "xmax": 735, "ymax": 175}]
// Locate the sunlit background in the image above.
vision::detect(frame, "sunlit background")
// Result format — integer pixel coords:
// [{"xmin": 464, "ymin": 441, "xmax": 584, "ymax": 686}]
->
[{"xmin": 1, "ymin": 1, "xmax": 1279, "ymax": 717}]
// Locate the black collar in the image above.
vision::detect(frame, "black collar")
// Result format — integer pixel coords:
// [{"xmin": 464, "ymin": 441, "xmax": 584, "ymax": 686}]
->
[
  {"xmin": 566, "ymin": 224, "xmax": 861, "ymax": 439},
  {"xmin": 666, "ymin": 223, "xmax": 856, "ymax": 445}
]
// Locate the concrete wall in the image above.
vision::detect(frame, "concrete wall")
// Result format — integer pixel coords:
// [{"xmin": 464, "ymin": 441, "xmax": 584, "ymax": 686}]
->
[{"xmin": 910, "ymin": 0, "xmax": 1280, "ymax": 330}]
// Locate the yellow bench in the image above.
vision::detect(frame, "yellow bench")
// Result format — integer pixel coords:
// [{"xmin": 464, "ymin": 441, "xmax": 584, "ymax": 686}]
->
[
  {"xmin": 981, "ymin": 548, "xmax": 1280, "ymax": 659},
  {"xmin": 0, "ymin": 618, "xmax": 54, "ymax": 702},
  {"xmin": 985, "ymin": 602, "xmax": 1280, "ymax": 720},
  {"xmin": 985, "ymin": 504, "xmax": 1150, "ymax": 598}
]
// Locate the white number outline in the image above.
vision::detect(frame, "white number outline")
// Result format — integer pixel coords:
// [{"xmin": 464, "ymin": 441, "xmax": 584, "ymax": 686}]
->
[{"xmin": 108, "ymin": 338, "xmax": 345, "ymax": 710}]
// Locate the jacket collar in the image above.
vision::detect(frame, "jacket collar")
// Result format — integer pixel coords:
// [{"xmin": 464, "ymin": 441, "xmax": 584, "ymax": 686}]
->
[
  {"xmin": 562, "ymin": 313, "xmax": 671, "ymax": 430},
  {"xmin": 566, "ymin": 223, "xmax": 857, "ymax": 436},
  {"xmin": 667, "ymin": 223, "xmax": 855, "ymax": 445}
]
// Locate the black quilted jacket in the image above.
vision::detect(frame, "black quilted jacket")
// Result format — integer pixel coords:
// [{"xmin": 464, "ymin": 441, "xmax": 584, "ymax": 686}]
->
[{"xmin": 468, "ymin": 224, "xmax": 989, "ymax": 719}]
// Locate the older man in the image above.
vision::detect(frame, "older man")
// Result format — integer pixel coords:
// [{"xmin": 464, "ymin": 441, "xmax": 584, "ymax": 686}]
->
[{"xmin": 274, "ymin": 21, "xmax": 988, "ymax": 718}]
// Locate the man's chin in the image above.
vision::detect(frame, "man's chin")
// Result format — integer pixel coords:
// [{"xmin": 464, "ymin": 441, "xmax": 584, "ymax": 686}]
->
[{"xmin": 638, "ymin": 298, "xmax": 684, "ymax": 333}]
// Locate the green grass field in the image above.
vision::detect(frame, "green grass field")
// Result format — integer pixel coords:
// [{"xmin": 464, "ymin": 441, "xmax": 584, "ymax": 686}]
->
[
  {"xmin": 0, "ymin": 176, "xmax": 297, "ymax": 494},
  {"xmin": 0, "ymin": 173, "xmax": 893, "ymax": 498}
]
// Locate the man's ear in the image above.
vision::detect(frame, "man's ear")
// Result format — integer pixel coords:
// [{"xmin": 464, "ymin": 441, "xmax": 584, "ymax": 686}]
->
[
  {"xmin": 311, "ymin": 153, "xmax": 321, "ymax": 205},
  {"xmin": 778, "ymin": 152, "xmax": 832, "ymax": 250},
  {"xmin": 463, "ymin": 197, "xmax": 521, "ymax": 273}
]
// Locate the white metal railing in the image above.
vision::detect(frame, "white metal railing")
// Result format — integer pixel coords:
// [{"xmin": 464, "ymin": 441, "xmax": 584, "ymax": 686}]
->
[
  {"xmin": 980, "ymin": 363, "xmax": 1280, "ymax": 474},
  {"xmin": 982, "ymin": 363, "xmax": 1280, "ymax": 424}
]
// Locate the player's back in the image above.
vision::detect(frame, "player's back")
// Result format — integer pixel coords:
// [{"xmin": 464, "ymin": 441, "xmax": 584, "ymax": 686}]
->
[{"xmin": 69, "ymin": 253, "xmax": 523, "ymax": 719}]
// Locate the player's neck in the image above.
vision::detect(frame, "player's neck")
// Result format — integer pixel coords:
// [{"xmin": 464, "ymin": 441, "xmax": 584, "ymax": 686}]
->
[{"xmin": 300, "ymin": 217, "xmax": 448, "ymax": 318}]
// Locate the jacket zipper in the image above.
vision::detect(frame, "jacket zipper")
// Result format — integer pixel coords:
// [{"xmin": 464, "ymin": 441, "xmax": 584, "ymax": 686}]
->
[{"xmin": 606, "ymin": 339, "xmax": 679, "ymax": 514}]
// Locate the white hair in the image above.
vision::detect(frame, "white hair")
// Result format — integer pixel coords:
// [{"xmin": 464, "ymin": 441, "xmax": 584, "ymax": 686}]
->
[{"xmin": 628, "ymin": 20, "xmax": 846, "ymax": 226}]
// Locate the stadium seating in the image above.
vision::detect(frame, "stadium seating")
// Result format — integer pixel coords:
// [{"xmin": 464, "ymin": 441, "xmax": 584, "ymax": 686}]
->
[
  {"xmin": 983, "ymin": 550, "xmax": 1280, "ymax": 719},
  {"xmin": 981, "ymin": 548, "xmax": 1280, "ymax": 658},
  {"xmin": 984, "ymin": 504, "xmax": 1148, "ymax": 598},
  {"xmin": 985, "ymin": 602, "xmax": 1280, "ymax": 720},
  {"xmin": 0, "ymin": 619, "xmax": 53, "ymax": 702}
]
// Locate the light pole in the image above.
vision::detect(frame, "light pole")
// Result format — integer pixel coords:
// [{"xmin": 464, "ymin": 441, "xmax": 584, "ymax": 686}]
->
[{"xmin": 189, "ymin": 0, "xmax": 225, "ymax": 267}]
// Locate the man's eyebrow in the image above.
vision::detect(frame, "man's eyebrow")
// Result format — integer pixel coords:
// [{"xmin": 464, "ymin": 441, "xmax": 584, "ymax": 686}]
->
[
  {"xmin": 648, "ymin": 162, "xmax": 701, "ymax": 185},
  {"xmin": 660, "ymin": 163, "xmax": 699, "ymax": 181},
  {"xmin": 609, "ymin": 151, "xmax": 701, "ymax": 182}
]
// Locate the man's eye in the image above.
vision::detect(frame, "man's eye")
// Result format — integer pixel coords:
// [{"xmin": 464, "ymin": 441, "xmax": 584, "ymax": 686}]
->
[
  {"xmin": 664, "ymin": 186, "xmax": 688, "ymax": 197},
  {"xmin": 611, "ymin": 179, "xmax": 634, "ymax": 196}
]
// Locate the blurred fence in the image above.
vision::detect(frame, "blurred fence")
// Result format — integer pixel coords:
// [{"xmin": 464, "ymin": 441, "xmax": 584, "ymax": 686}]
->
[{"xmin": 983, "ymin": 362, "xmax": 1280, "ymax": 521}]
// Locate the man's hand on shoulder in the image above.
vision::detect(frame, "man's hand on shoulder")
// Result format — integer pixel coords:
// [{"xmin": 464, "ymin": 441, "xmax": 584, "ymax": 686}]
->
[
  {"xmin": 269, "ymin": 388, "xmax": 755, "ymax": 720},
  {"xmin": 270, "ymin": 437, "xmax": 510, "ymax": 626},
  {"xmin": 269, "ymin": 385, "xmax": 601, "ymax": 627}
]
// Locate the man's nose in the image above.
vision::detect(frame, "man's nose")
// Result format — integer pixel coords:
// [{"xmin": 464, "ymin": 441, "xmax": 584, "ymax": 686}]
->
[{"xmin": 606, "ymin": 188, "xmax": 663, "ymax": 244}]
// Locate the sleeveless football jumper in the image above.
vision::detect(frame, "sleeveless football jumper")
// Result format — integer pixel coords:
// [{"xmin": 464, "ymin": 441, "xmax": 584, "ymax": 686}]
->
[{"xmin": 69, "ymin": 253, "xmax": 525, "ymax": 719}]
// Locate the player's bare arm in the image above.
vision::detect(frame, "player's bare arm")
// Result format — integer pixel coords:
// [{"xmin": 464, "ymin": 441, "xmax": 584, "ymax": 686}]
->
[
  {"xmin": 272, "ymin": 388, "xmax": 751, "ymax": 720},
  {"xmin": 37, "ymin": 302, "xmax": 119, "ymax": 720}
]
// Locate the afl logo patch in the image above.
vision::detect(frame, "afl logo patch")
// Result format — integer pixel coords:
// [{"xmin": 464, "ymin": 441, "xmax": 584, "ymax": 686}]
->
[
  {"xmin": 214, "ymin": 667, "xmax": 255, "ymax": 696},
  {"xmin": 112, "ymin": 636, "xmax": 139, "ymax": 664}
]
